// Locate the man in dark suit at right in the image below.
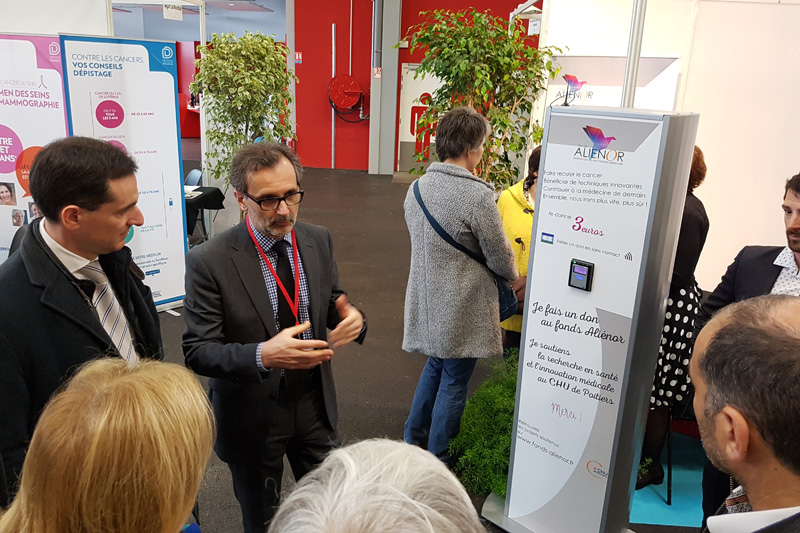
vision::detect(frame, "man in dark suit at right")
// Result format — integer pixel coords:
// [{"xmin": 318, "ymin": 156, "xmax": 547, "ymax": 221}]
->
[{"xmin": 696, "ymin": 171, "xmax": 800, "ymax": 523}]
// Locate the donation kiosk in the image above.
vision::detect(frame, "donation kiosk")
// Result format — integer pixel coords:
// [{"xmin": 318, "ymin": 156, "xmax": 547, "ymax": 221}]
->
[{"xmin": 484, "ymin": 106, "xmax": 699, "ymax": 533}]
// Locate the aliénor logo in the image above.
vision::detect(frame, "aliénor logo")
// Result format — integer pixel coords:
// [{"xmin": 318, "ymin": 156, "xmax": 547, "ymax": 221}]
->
[
  {"xmin": 564, "ymin": 74, "xmax": 587, "ymax": 93},
  {"xmin": 556, "ymin": 74, "xmax": 593, "ymax": 102},
  {"xmin": 575, "ymin": 126, "xmax": 625, "ymax": 164}
]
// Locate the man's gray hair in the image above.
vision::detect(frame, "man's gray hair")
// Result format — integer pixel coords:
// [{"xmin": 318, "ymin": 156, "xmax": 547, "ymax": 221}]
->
[{"xmin": 268, "ymin": 439, "xmax": 485, "ymax": 533}]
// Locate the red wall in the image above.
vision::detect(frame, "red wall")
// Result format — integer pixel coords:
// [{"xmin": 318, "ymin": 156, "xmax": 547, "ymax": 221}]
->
[
  {"xmin": 294, "ymin": 0, "xmax": 539, "ymax": 171},
  {"xmin": 176, "ymin": 41, "xmax": 200, "ymax": 96},
  {"xmin": 176, "ymin": 41, "xmax": 201, "ymax": 138},
  {"xmin": 295, "ymin": 0, "xmax": 373, "ymax": 170}
]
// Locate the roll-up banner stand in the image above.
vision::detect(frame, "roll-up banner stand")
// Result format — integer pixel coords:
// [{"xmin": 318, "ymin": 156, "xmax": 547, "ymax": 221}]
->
[
  {"xmin": 0, "ymin": 34, "xmax": 68, "ymax": 262},
  {"xmin": 483, "ymin": 106, "xmax": 699, "ymax": 533},
  {"xmin": 60, "ymin": 35, "xmax": 187, "ymax": 309}
]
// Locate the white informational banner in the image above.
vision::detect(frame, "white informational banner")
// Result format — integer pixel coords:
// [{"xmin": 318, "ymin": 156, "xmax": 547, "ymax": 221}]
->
[
  {"xmin": 0, "ymin": 34, "xmax": 67, "ymax": 262},
  {"xmin": 61, "ymin": 35, "xmax": 187, "ymax": 307},
  {"xmin": 488, "ymin": 107, "xmax": 698, "ymax": 533}
]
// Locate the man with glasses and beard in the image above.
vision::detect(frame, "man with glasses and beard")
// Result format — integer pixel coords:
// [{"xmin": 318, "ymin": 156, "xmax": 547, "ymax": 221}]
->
[
  {"xmin": 690, "ymin": 295, "xmax": 800, "ymax": 532},
  {"xmin": 696, "ymin": 171, "xmax": 800, "ymax": 524},
  {"xmin": 182, "ymin": 142, "xmax": 366, "ymax": 532}
]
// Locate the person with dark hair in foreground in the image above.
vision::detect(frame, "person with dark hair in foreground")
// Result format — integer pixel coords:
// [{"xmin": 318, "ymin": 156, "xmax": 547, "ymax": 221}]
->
[
  {"xmin": 695, "ymin": 171, "xmax": 800, "ymax": 524},
  {"xmin": 183, "ymin": 142, "xmax": 366, "ymax": 532},
  {"xmin": 0, "ymin": 358, "xmax": 215, "ymax": 533},
  {"xmin": 692, "ymin": 295, "xmax": 800, "ymax": 532},
  {"xmin": 0, "ymin": 136, "xmax": 163, "ymax": 505},
  {"xmin": 268, "ymin": 439, "xmax": 485, "ymax": 533}
]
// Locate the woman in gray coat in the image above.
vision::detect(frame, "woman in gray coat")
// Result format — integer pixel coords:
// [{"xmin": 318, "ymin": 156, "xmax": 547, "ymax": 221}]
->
[{"xmin": 403, "ymin": 106, "xmax": 517, "ymax": 464}]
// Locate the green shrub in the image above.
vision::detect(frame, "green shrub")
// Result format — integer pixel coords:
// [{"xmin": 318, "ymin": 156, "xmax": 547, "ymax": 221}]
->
[{"xmin": 450, "ymin": 347, "xmax": 519, "ymax": 496}]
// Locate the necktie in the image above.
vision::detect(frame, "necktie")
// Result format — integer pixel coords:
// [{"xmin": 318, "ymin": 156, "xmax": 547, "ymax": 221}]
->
[
  {"xmin": 78, "ymin": 260, "xmax": 137, "ymax": 364},
  {"xmin": 273, "ymin": 240, "xmax": 308, "ymax": 397},
  {"xmin": 272, "ymin": 240, "xmax": 296, "ymax": 330}
]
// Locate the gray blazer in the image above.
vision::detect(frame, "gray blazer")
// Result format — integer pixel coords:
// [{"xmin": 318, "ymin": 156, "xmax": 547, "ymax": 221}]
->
[
  {"xmin": 182, "ymin": 220, "xmax": 360, "ymax": 462},
  {"xmin": 403, "ymin": 162, "xmax": 517, "ymax": 360}
]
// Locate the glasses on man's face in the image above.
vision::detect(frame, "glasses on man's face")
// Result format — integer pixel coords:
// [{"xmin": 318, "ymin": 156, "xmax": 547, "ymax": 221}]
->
[{"xmin": 241, "ymin": 190, "xmax": 304, "ymax": 211}]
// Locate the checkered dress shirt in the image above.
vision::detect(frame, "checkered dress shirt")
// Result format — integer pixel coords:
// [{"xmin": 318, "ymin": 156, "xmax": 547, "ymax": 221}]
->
[{"xmin": 248, "ymin": 219, "xmax": 314, "ymax": 370}]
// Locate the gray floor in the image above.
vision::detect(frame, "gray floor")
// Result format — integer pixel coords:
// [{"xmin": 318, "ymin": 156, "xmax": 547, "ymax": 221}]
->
[{"xmin": 162, "ymin": 166, "xmax": 698, "ymax": 533}]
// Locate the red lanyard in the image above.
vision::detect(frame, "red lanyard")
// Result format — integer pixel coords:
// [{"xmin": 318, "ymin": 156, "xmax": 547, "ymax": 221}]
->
[{"xmin": 246, "ymin": 215, "xmax": 300, "ymax": 325}]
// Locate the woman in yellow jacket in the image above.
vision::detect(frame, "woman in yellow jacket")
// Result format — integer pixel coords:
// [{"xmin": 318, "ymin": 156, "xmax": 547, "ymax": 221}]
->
[{"xmin": 496, "ymin": 146, "xmax": 540, "ymax": 348}]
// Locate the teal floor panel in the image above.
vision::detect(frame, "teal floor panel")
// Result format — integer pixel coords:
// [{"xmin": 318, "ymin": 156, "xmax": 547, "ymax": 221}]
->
[{"xmin": 630, "ymin": 432, "xmax": 706, "ymax": 528}]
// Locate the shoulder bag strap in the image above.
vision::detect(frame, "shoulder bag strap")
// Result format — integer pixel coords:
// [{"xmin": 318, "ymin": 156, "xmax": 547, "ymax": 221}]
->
[{"xmin": 413, "ymin": 179, "xmax": 487, "ymax": 267}]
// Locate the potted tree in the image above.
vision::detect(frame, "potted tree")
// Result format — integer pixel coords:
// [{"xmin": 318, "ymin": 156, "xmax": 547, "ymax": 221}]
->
[
  {"xmin": 403, "ymin": 9, "xmax": 561, "ymax": 190},
  {"xmin": 191, "ymin": 31, "xmax": 297, "ymax": 187}
]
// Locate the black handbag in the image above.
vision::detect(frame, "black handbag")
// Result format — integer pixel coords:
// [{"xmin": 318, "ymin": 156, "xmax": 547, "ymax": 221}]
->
[{"xmin": 412, "ymin": 180, "xmax": 518, "ymax": 321}]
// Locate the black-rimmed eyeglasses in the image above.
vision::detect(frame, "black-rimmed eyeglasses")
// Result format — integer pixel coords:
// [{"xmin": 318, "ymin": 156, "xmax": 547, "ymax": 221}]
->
[{"xmin": 241, "ymin": 190, "xmax": 304, "ymax": 211}]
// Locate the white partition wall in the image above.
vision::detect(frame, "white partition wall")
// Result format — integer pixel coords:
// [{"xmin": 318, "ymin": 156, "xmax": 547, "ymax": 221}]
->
[
  {"xmin": 0, "ymin": 0, "xmax": 111, "ymax": 36},
  {"xmin": 538, "ymin": 0, "xmax": 800, "ymax": 290},
  {"xmin": 542, "ymin": 0, "xmax": 693, "ymax": 58},
  {"xmin": 680, "ymin": 1, "xmax": 800, "ymax": 288}
]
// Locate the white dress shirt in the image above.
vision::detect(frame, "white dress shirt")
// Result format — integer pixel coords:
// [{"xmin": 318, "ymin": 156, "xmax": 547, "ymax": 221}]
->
[
  {"xmin": 771, "ymin": 247, "xmax": 800, "ymax": 296},
  {"xmin": 39, "ymin": 221, "xmax": 138, "ymax": 362}
]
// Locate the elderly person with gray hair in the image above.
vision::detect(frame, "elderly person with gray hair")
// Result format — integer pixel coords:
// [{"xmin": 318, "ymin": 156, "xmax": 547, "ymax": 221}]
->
[
  {"xmin": 402, "ymin": 106, "xmax": 517, "ymax": 464},
  {"xmin": 268, "ymin": 439, "xmax": 485, "ymax": 533}
]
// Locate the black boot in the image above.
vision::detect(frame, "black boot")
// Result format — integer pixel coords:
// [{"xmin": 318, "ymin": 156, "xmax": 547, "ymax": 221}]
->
[{"xmin": 636, "ymin": 405, "xmax": 669, "ymax": 490}]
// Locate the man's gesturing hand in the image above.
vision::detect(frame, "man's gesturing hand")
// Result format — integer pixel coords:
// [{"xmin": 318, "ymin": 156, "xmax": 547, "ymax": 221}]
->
[
  {"xmin": 260, "ymin": 322, "xmax": 333, "ymax": 369},
  {"xmin": 328, "ymin": 295, "xmax": 364, "ymax": 348}
]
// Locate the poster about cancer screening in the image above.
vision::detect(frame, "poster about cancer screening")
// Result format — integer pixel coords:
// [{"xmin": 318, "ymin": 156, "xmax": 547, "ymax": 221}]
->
[
  {"xmin": 0, "ymin": 34, "xmax": 67, "ymax": 263},
  {"xmin": 61, "ymin": 35, "xmax": 187, "ymax": 306}
]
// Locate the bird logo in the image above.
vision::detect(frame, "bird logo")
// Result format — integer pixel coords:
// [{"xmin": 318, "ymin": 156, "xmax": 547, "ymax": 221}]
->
[
  {"xmin": 563, "ymin": 74, "xmax": 587, "ymax": 93},
  {"xmin": 583, "ymin": 126, "xmax": 616, "ymax": 151}
]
